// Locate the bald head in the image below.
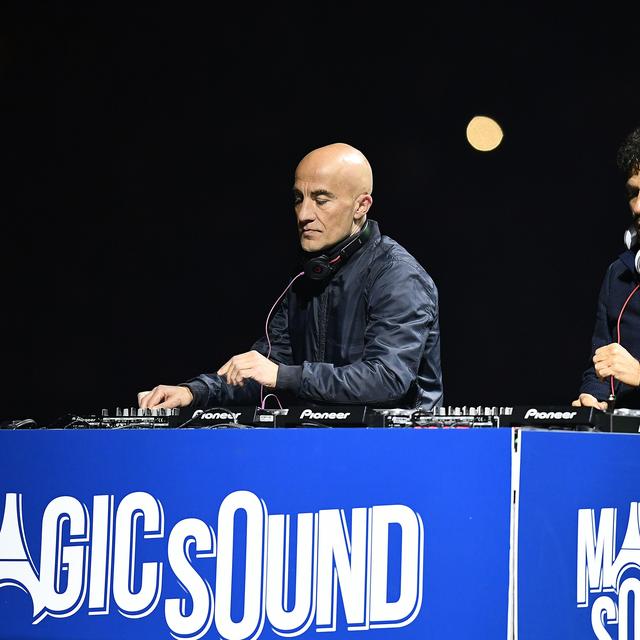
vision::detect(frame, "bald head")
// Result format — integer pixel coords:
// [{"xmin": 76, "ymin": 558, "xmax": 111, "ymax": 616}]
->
[
  {"xmin": 293, "ymin": 143, "xmax": 374, "ymax": 252},
  {"xmin": 296, "ymin": 143, "xmax": 373, "ymax": 199}
]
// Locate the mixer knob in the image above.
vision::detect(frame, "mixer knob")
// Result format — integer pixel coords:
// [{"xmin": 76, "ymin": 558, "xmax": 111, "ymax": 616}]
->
[
  {"xmin": 116, "ymin": 407, "xmax": 122, "ymax": 417},
  {"xmin": 123, "ymin": 408, "xmax": 129, "ymax": 417},
  {"xmin": 102, "ymin": 409, "xmax": 108, "ymax": 417},
  {"xmin": 469, "ymin": 407, "xmax": 477, "ymax": 416}
]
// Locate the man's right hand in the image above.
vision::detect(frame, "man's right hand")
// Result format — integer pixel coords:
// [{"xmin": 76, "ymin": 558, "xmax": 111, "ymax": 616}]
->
[
  {"xmin": 138, "ymin": 385, "xmax": 193, "ymax": 409},
  {"xmin": 571, "ymin": 393, "xmax": 608, "ymax": 411}
]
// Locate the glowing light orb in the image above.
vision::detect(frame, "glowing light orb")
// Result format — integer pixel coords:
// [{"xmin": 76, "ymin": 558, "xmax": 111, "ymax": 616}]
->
[{"xmin": 466, "ymin": 116, "xmax": 504, "ymax": 151}]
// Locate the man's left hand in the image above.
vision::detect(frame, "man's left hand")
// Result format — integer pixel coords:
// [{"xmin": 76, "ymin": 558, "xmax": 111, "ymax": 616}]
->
[
  {"xmin": 217, "ymin": 350, "xmax": 278, "ymax": 388},
  {"xmin": 593, "ymin": 343, "xmax": 640, "ymax": 386}
]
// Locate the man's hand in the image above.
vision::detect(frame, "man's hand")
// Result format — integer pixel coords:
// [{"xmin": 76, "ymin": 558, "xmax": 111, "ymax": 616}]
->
[
  {"xmin": 571, "ymin": 393, "xmax": 608, "ymax": 410},
  {"xmin": 217, "ymin": 350, "xmax": 278, "ymax": 388},
  {"xmin": 138, "ymin": 385, "xmax": 193, "ymax": 409},
  {"xmin": 593, "ymin": 343, "xmax": 640, "ymax": 387}
]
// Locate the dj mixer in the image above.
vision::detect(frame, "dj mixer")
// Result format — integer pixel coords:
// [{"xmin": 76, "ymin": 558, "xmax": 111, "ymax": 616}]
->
[{"xmin": 4, "ymin": 404, "xmax": 640, "ymax": 432}]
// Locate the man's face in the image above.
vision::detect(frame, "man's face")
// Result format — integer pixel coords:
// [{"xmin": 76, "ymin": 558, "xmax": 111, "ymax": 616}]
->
[
  {"xmin": 628, "ymin": 172, "xmax": 640, "ymax": 231},
  {"xmin": 293, "ymin": 167, "xmax": 361, "ymax": 252}
]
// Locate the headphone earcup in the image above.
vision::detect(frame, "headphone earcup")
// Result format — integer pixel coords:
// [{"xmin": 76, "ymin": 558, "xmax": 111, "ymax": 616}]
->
[
  {"xmin": 301, "ymin": 221, "xmax": 371, "ymax": 281},
  {"xmin": 304, "ymin": 256, "xmax": 332, "ymax": 281},
  {"xmin": 625, "ymin": 226, "xmax": 637, "ymax": 250}
]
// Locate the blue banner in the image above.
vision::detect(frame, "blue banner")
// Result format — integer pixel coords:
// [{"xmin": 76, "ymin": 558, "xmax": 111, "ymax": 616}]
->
[
  {"xmin": 517, "ymin": 430, "xmax": 640, "ymax": 639},
  {"xmin": 0, "ymin": 428, "xmax": 512, "ymax": 639}
]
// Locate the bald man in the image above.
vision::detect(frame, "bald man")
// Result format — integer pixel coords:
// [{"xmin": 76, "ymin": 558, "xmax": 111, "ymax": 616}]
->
[{"xmin": 140, "ymin": 143, "xmax": 443, "ymax": 411}]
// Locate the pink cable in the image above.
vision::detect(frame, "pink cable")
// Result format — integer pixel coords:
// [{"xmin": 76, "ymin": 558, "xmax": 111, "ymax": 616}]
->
[
  {"xmin": 611, "ymin": 283, "xmax": 640, "ymax": 398},
  {"xmin": 260, "ymin": 271, "xmax": 305, "ymax": 408},
  {"xmin": 262, "ymin": 393, "xmax": 283, "ymax": 409}
]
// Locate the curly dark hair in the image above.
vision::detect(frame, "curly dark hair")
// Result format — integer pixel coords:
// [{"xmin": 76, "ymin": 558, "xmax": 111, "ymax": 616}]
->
[{"xmin": 617, "ymin": 126, "xmax": 640, "ymax": 178}]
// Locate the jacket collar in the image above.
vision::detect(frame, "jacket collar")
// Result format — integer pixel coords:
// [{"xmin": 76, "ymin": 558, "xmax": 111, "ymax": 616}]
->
[
  {"xmin": 300, "ymin": 218, "xmax": 380, "ymax": 262},
  {"xmin": 619, "ymin": 249, "xmax": 638, "ymax": 275}
]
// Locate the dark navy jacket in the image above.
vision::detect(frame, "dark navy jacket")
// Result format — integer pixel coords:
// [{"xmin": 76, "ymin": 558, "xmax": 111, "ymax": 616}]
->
[
  {"xmin": 579, "ymin": 249, "xmax": 640, "ymax": 407},
  {"xmin": 184, "ymin": 220, "xmax": 443, "ymax": 410}
]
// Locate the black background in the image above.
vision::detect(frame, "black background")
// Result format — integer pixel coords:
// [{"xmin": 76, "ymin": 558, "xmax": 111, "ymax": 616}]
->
[{"xmin": 2, "ymin": 3, "xmax": 639, "ymax": 424}]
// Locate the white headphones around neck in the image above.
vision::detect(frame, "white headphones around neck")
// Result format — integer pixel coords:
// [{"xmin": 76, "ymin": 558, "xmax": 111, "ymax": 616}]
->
[{"xmin": 623, "ymin": 224, "xmax": 640, "ymax": 274}]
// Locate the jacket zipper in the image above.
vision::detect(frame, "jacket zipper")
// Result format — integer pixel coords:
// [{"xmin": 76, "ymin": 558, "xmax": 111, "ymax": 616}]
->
[{"xmin": 316, "ymin": 286, "xmax": 330, "ymax": 362}]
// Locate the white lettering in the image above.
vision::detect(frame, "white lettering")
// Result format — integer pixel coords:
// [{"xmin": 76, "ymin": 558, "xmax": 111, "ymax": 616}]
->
[
  {"xmin": 316, "ymin": 508, "xmax": 368, "ymax": 630},
  {"xmin": 113, "ymin": 492, "xmax": 164, "ymax": 618},
  {"xmin": 591, "ymin": 595, "xmax": 616, "ymax": 640},
  {"xmin": 165, "ymin": 518, "xmax": 216, "ymax": 640},
  {"xmin": 578, "ymin": 503, "xmax": 640, "ymax": 637},
  {"xmin": 0, "ymin": 493, "xmax": 44, "ymax": 618},
  {"xmin": 215, "ymin": 491, "xmax": 267, "ymax": 640},
  {"xmin": 38, "ymin": 496, "xmax": 89, "ymax": 622},
  {"xmin": 619, "ymin": 577, "xmax": 640, "ymax": 639},
  {"xmin": 0, "ymin": 491, "xmax": 424, "ymax": 637},
  {"xmin": 577, "ymin": 508, "xmax": 617, "ymax": 606},
  {"xmin": 192, "ymin": 410, "xmax": 240, "ymax": 421},
  {"xmin": 299, "ymin": 409, "xmax": 350, "ymax": 420},
  {"xmin": 369, "ymin": 505, "xmax": 423, "ymax": 629},
  {"xmin": 88, "ymin": 495, "xmax": 114, "ymax": 615},
  {"xmin": 266, "ymin": 513, "xmax": 317, "ymax": 636},
  {"xmin": 524, "ymin": 408, "xmax": 577, "ymax": 420}
]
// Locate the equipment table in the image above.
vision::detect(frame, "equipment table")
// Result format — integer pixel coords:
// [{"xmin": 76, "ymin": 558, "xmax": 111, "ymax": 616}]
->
[{"xmin": 0, "ymin": 426, "xmax": 636, "ymax": 639}]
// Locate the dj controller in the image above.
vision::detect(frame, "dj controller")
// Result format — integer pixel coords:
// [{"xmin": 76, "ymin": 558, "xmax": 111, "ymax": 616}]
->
[{"xmin": 4, "ymin": 405, "xmax": 640, "ymax": 433}]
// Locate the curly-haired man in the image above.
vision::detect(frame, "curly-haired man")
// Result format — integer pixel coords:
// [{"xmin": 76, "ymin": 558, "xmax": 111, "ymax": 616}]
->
[{"xmin": 574, "ymin": 126, "xmax": 640, "ymax": 409}]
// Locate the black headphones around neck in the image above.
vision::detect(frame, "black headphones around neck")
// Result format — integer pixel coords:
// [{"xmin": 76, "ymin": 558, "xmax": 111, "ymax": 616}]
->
[{"xmin": 302, "ymin": 220, "xmax": 373, "ymax": 281}]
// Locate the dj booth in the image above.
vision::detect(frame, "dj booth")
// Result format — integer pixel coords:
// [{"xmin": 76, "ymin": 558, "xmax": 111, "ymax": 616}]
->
[{"xmin": 1, "ymin": 409, "xmax": 639, "ymax": 639}]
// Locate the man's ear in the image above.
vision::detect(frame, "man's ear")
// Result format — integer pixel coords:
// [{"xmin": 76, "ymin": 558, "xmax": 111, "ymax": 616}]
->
[{"xmin": 354, "ymin": 193, "xmax": 373, "ymax": 219}]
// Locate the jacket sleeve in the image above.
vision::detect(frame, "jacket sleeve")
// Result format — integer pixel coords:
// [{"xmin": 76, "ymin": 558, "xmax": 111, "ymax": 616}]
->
[
  {"xmin": 578, "ymin": 265, "xmax": 613, "ymax": 401},
  {"xmin": 181, "ymin": 296, "xmax": 293, "ymax": 408},
  {"xmin": 277, "ymin": 259, "xmax": 438, "ymax": 404}
]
